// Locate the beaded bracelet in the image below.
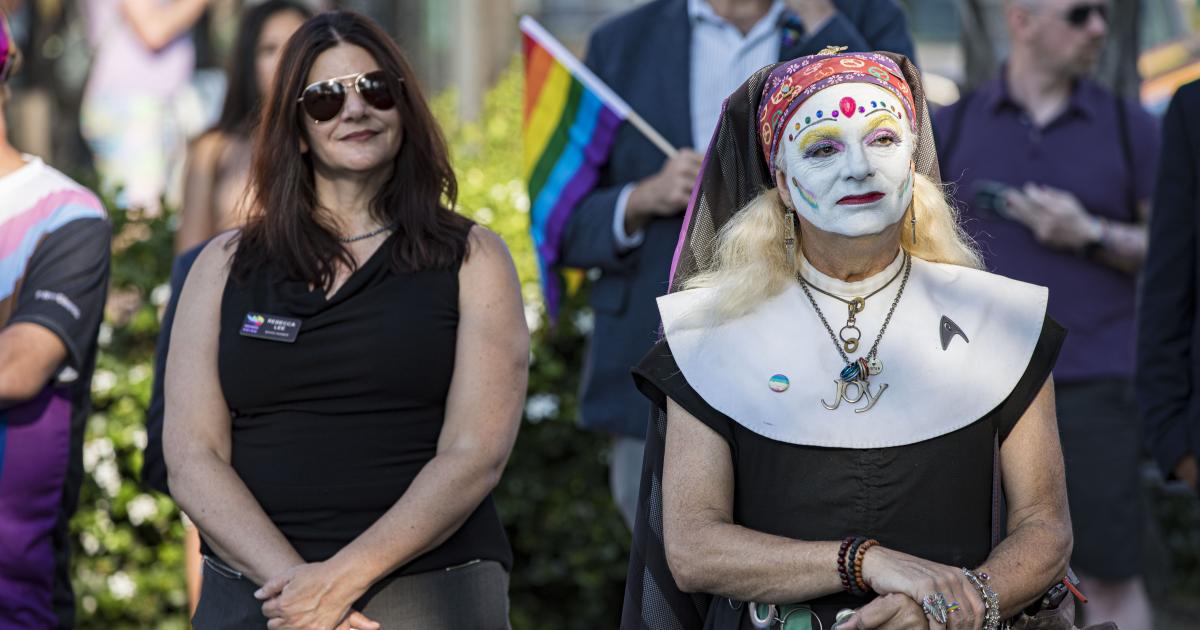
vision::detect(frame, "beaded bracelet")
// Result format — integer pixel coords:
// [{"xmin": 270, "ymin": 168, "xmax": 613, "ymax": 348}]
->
[
  {"xmin": 961, "ymin": 568, "xmax": 1002, "ymax": 630},
  {"xmin": 836, "ymin": 537, "xmax": 857, "ymax": 593},
  {"xmin": 853, "ymin": 539, "xmax": 878, "ymax": 594},
  {"xmin": 844, "ymin": 537, "xmax": 867, "ymax": 596}
]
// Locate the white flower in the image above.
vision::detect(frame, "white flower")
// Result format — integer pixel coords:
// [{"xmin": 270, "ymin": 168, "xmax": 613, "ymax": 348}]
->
[
  {"xmin": 91, "ymin": 370, "xmax": 117, "ymax": 396},
  {"xmin": 524, "ymin": 304, "xmax": 542, "ymax": 334},
  {"xmin": 95, "ymin": 509, "xmax": 114, "ymax": 533},
  {"xmin": 126, "ymin": 494, "xmax": 158, "ymax": 526},
  {"xmin": 525, "ymin": 393, "xmax": 560, "ymax": 423},
  {"xmin": 94, "ymin": 460, "xmax": 121, "ymax": 498},
  {"xmin": 107, "ymin": 572, "xmax": 136, "ymax": 600},
  {"xmin": 83, "ymin": 438, "xmax": 115, "ymax": 473},
  {"xmin": 150, "ymin": 283, "xmax": 172, "ymax": 307},
  {"xmin": 131, "ymin": 428, "xmax": 147, "ymax": 450},
  {"xmin": 127, "ymin": 365, "xmax": 150, "ymax": 384},
  {"xmin": 97, "ymin": 324, "xmax": 113, "ymax": 348},
  {"xmin": 80, "ymin": 532, "xmax": 101, "ymax": 556},
  {"xmin": 474, "ymin": 207, "xmax": 495, "ymax": 224},
  {"xmin": 572, "ymin": 309, "xmax": 594, "ymax": 335},
  {"xmin": 82, "ymin": 596, "xmax": 97, "ymax": 614}
]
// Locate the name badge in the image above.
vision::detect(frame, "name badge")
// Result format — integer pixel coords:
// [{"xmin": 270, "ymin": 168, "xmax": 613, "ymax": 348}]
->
[{"xmin": 239, "ymin": 312, "xmax": 302, "ymax": 343}]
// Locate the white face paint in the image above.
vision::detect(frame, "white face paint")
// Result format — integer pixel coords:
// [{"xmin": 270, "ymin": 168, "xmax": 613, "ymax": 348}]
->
[{"xmin": 778, "ymin": 83, "xmax": 915, "ymax": 238}]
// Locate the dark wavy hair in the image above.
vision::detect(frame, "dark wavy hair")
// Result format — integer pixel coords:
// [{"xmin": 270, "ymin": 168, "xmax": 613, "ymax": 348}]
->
[
  {"xmin": 212, "ymin": 0, "xmax": 312, "ymax": 137},
  {"xmin": 232, "ymin": 10, "xmax": 471, "ymax": 289}
]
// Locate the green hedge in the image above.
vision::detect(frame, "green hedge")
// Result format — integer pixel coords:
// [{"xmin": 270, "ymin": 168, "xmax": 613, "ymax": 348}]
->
[{"xmin": 71, "ymin": 63, "xmax": 628, "ymax": 628}]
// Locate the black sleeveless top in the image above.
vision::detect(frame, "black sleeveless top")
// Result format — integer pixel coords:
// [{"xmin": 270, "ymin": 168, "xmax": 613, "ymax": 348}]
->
[
  {"xmin": 631, "ymin": 316, "xmax": 1065, "ymax": 628},
  {"xmin": 211, "ymin": 231, "xmax": 512, "ymax": 577}
]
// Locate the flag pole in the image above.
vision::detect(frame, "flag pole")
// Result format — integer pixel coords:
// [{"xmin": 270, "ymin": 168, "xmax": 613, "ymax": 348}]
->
[
  {"xmin": 626, "ymin": 110, "xmax": 678, "ymax": 158},
  {"xmin": 520, "ymin": 16, "xmax": 678, "ymax": 159}
]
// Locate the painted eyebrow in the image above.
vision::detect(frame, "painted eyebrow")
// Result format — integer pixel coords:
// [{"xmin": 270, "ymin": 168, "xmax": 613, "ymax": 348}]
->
[
  {"xmin": 797, "ymin": 127, "xmax": 843, "ymax": 148},
  {"xmin": 863, "ymin": 110, "xmax": 901, "ymax": 128}
]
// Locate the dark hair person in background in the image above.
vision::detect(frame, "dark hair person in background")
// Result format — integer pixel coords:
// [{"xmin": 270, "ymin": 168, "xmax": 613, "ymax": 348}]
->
[
  {"xmin": 1137, "ymin": 80, "xmax": 1200, "ymax": 493},
  {"xmin": 145, "ymin": 0, "xmax": 312, "ymax": 616},
  {"xmin": 163, "ymin": 11, "xmax": 528, "ymax": 629},
  {"xmin": 175, "ymin": 0, "xmax": 312, "ymax": 254}
]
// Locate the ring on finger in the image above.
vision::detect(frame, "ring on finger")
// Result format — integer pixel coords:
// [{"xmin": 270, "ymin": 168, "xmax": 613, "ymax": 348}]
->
[{"xmin": 921, "ymin": 593, "xmax": 950, "ymax": 625}]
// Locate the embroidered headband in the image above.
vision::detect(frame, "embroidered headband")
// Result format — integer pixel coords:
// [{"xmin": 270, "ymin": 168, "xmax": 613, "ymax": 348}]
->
[
  {"xmin": 0, "ymin": 13, "xmax": 16, "ymax": 84},
  {"xmin": 758, "ymin": 50, "xmax": 916, "ymax": 178}
]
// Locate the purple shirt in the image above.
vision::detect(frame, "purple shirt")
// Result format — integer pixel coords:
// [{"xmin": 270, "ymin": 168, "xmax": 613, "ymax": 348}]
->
[
  {"xmin": 0, "ymin": 158, "xmax": 109, "ymax": 628},
  {"xmin": 935, "ymin": 72, "xmax": 1158, "ymax": 383}
]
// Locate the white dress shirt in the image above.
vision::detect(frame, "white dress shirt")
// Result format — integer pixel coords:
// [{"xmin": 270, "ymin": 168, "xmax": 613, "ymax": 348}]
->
[{"xmin": 613, "ymin": 0, "xmax": 785, "ymax": 250}]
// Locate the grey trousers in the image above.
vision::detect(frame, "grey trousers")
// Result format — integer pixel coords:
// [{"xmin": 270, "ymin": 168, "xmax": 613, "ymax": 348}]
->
[
  {"xmin": 610, "ymin": 436, "xmax": 646, "ymax": 531},
  {"xmin": 192, "ymin": 555, "xmax": 510, "ymax": 629}
]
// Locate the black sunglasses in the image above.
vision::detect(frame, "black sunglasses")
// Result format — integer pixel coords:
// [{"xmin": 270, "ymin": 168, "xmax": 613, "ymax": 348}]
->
[
  {"xmin": 1063, "ymin": 3, "xmax": 1108, "ymax": 28},
  {"xmin": 297, "ymin": 70, "xmax": 401, "ymax": 123}
]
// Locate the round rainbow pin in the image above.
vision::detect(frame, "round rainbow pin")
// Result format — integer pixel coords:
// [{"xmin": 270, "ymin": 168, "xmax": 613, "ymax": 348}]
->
[{"xmin": 768, "ymin": 374, "xmax": 790, "ymax": 392}]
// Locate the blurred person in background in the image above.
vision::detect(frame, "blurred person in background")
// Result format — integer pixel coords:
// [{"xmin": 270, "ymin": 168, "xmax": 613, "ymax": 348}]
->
[
  {"xmin": 1137, "ymin": 79, "xmax": 1200, "ymax": 494},
  {"xmin": 141, "ymin": 0, "xmax": 311, "ymax": 616},
  {"xmin": 0, "ymin": 13, "xmax": 111, "ymax": 627},
  {"xmin": 563, "ymin": 0, "xmax": 916, "ymax": 532},
  {"xmin": 80, "ymin": 0, "xmax": 210, "ymax": 213},
  {"xmin": 174, "ymin": 0, "xmax": 311, "ymax": 254},
  {"xmin": 165, "ymin": 11, "xmax": 527, "ymax": 628},
  {"xmin": 935, "ymin": 1, "xmax": 1156, "ymax": 627}
]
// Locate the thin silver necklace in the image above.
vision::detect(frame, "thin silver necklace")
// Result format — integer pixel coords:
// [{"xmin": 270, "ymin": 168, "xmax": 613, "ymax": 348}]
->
[
  {"xmin": 338, "ymin": 223, "xmax": 394, "ymax": 243},
  {"xmin": 799, "ymin": 256, "xmax": 905, "ymax": 354},
  {"xmin": 797, "ymin": 254, "xmax": 911, "ymax": 412},
  {"xmin": 803, "ymin": 255, "xmax": 906, "ymax": 315}
]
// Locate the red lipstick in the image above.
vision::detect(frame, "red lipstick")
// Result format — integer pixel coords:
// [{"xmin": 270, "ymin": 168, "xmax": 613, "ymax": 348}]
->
[{"xmin": 837, "ymin": 192, "xmax": 885, "ymax": 205}]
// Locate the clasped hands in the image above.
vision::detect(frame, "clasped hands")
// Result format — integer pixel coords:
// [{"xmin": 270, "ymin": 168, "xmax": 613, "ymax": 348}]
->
[
  {"xmin": 254, "ymin": 561, "xmax": 379, "ymax": 630},
  {"xmin": 1002, "ymin": 184, "xmax": 1102, "ymax": 252},
  {"xmin": 834, "ymin": 547, "xmax": 987, "ymax": 630}
]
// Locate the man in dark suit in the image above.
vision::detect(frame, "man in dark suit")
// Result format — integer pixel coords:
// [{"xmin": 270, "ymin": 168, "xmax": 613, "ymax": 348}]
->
[
  {"xmin": 1137, "ymin": 79, "xmax": 1200, "ymax": 494},
  {"xmin": 559, "ymin": 0, "xmax": 915, "ymax": 528}
]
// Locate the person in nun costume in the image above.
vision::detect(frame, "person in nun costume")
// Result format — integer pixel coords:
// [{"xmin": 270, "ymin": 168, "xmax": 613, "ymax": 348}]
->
[{"xmin": 621, "ymin": 50, "xmax": 1077, "ymax": 630}]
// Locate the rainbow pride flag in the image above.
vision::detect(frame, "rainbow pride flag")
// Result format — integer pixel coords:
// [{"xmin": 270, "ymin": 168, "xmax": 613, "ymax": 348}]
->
[{"xmin": 521, "ymin": 16, "xmax": 630, "ymax": 319}]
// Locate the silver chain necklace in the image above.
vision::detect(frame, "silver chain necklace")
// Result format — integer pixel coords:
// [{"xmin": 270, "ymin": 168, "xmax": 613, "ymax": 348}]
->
[
  {"xmin": 338, "ymin": 223, "xmax": 394, "ymax": 243},
  {"xmin": 797, "ymin": 254, "xmax": 911, "ymax": 413},
  {"xmin": 803, "ymin": 256, "xmax": 906, "ymax": 319}
]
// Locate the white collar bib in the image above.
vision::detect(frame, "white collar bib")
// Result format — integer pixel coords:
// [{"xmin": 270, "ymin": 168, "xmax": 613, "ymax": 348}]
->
[
  {"xmin": 658, "ymin": 257, "xmax": 1049, "ymax": 448},
  {"xmin": 798, "ymin": 250, "xmax": 906, "ymax": 300}
]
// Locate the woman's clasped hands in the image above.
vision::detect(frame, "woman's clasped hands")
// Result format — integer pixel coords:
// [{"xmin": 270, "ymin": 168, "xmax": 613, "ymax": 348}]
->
[
  {"xmin": 255, "ymin": 561, "xmax": 380, "ymax": 630},
  {"xmin": 834, "ymin": 546, "xmax": 987, "ymax": 630}
]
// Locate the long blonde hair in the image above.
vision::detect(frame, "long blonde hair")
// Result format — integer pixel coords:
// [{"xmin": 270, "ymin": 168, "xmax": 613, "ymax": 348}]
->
[{"xmin": 683, "ymin": 172, "xmax": 981, "ymax": 324}]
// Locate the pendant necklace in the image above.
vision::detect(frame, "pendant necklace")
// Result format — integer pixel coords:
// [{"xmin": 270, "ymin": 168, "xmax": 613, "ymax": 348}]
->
[
  {"xmin": 802, "ymin": 256, "xmax": 906, "ymax": 354},
  {"xmin": 797, "ymin": 254, "xmax": 911, "ymax": 413}
]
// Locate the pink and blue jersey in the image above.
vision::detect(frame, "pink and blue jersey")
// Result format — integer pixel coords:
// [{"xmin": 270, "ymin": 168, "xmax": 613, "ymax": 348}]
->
[{"xmin": 0, "ymin": 156, "xmax": 109, "ymax": 628}]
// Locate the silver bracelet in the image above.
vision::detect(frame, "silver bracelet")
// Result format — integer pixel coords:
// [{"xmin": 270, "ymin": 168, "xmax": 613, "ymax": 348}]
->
[{"xmin": 961, "ymin": 568, "xmax": 1002, "ymax": 630}]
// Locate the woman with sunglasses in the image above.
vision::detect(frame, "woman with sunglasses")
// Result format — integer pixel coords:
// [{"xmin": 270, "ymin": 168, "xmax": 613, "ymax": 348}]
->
[
  {"xmin": 175, "ymin": 0, "xmax": 311, "ymax": 254},
  {"xmin": 164, "ymin": 11, "xmax": 528, "ymax": 629}
]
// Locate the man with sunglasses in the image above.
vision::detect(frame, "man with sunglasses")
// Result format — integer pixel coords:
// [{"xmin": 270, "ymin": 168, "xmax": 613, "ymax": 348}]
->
[
  {"xmin": 935, "ymin": 1, "xmax": 1156, "ymax": 628},
  {"xmin": 0, "ymin": 14, "xmax": 112, "ymax": 627}
]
